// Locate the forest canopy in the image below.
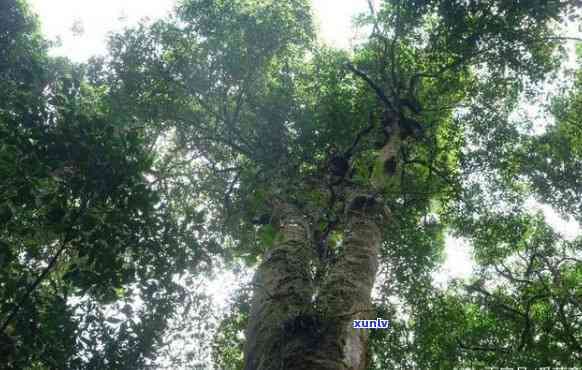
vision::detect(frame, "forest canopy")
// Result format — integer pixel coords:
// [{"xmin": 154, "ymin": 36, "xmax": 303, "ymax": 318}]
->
[{"xmin": 1, "ymin": 0, "xmax": 581, "ymax": 369}]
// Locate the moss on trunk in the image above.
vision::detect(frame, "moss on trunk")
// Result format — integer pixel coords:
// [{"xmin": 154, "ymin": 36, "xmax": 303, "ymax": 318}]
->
[{"xmin": 243, "ymin": 204, "xmax": 316, "ymax": 370}]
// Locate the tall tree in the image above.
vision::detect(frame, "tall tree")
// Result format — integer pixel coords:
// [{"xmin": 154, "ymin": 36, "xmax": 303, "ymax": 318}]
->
[
  {"xmin": 0, "ymin": 1, "xmax": 212, "ymax": 368},
  {"xmin": 104, "ymin": 0, "xmax": 581, "ymax": 368},
  {"xmin": 3, "ymin": 0, "xmax": 582, "ymax": 368}
]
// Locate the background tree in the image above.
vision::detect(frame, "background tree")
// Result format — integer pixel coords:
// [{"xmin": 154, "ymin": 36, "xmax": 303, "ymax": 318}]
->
[{"xmin": 0, "ymin": 1, "xmax": 213, "ymax": 368}]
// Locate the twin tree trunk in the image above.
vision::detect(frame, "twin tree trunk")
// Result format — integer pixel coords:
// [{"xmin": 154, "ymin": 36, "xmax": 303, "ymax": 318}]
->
[
  {"xmin": 243, "ymin": 110, "xmax": 402, "ymax": 369},
  {"xmin": 243, "ymin": 200, "xmax": 385, "ymax": 370}
]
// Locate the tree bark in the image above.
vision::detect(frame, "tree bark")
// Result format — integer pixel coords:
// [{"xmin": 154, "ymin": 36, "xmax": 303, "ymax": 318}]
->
[
  {"xmin": 306, "ymin": 197, "xmax": 384, "ymax": 370},
  {"xmin": 243, "ymin": 203, "xmax": 316, "ymax": 370},
  {"xmin": 243, "ymin": 197, "xmax": 384, "ymax": 370},
  {"xmin": 244, "ymin": 116, "xmax": 399, "ymax": 369}
]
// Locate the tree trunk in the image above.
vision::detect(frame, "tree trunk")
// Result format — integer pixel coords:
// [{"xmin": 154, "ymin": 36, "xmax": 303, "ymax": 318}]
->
[
  {"xmin": 243, "ymin": 203, "xmax": 316, "ymax": 370},
  {"xmin": 244, "ymin": 116, "xmax": 399, "ymax": 369},
  {"xmin": 243, "ymin": 198, "xmax": 384, "ymax": 370},
  {"xmin": 310, "ymin": 199, "xmax": 383, "ymax": 370}
]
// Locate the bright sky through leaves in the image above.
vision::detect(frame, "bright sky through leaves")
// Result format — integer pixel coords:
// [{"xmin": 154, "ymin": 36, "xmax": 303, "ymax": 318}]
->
[
  {"xmin": 42, "ymin": 0, "xmax": 582, "ymax": 290},
  {"xmin": 29, "ymin": 0, "xmax": 476, "ymax": 285},
  {"xmin": 33, "ymin": 0, "xmax": 580, "ymax": 286},
  {"xmin": 31, "ymin": 0, "xmax": 372, "ymax": 61},
  {"xmin": 4, "ymin": 1, "xmax": 582, "ymax": 367}
]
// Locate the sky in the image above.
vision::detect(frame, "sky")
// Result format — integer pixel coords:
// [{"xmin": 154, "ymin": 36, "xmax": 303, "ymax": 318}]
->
[
  {"xmin": 27, "ymin": 0, "xmax": 580, "ymax": 288},
  {"xmin": 30, "ymin": 0, "xmax": 371, "ymax": 62}
]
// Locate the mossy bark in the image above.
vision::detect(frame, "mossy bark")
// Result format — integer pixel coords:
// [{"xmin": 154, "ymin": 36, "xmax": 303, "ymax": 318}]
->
[
  {"xmin": 307, "ymin": 200, "xmax": 384, "ymax": 370},
  {"xmin": 243, "ymin": 204, "xmax": 316, "ymax": 370},
  {"xmin": 244, "ymin": 118, "xmax": 398, "ymax": 369},
  {"xmin": 243, "ymin": 200, "xmax": 384, "ymax": 370}
]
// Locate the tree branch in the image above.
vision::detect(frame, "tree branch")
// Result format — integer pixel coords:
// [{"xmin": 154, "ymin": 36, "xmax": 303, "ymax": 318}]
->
[
  {"xmin": 458, "ymin": 340, "xmax": 511, "ymax": 353},
  {"xmin": 1, "ymin": 233, "xmax": 72, "ymax": 333},
  {"xmin": 345, "ymin": 62, "xmax": 395, "ymax": 112}
]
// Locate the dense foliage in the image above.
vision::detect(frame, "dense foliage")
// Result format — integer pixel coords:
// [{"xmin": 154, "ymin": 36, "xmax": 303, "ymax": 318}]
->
[
  {"xmin": 1, "ymin": 1, "xmax": 214, "ymax": 368},
  {"xmin": 1, "ymin": 0, "xmax": 581, "ymax": 368}
]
